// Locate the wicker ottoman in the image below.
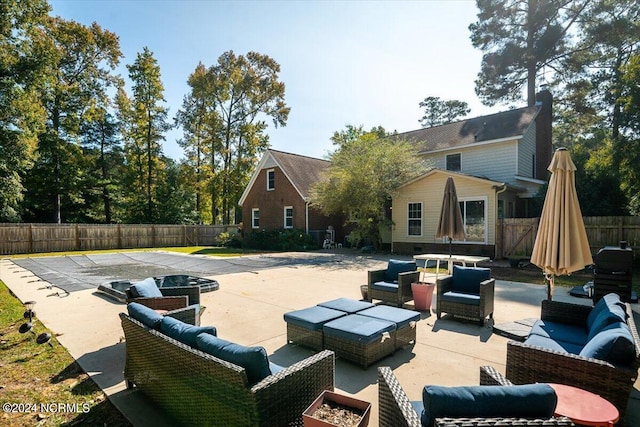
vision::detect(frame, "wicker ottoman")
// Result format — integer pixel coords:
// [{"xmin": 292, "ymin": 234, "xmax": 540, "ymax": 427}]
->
[
  {"xmin": 358, "ymin": 305, "xmax": 420, "ymax": 349},
  {"xmin": 323, "ymin": 314, "xmax": 397, "ymax": 369},
  {"xmin": 283, "ymin": 306, "xmax": 346, "ymax": 351},
  {"xmin": 317, "ymin": 298, "xmax": 375, "ymax": 314}
]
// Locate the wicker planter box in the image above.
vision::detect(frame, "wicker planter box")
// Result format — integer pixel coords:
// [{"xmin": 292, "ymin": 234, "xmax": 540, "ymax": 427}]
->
[{"xmin": 303, "ymin": 390, "xmax": 371, "ymax": 427}]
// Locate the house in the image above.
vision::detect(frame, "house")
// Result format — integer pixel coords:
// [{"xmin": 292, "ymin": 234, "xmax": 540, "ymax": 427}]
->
[
  {"xmin": 238, "ymin": 149, "xmax": 346, "ymax": 246},
  {"xmin": 391, "ymin": 87, "xmax": 553, "ymax": 257}
]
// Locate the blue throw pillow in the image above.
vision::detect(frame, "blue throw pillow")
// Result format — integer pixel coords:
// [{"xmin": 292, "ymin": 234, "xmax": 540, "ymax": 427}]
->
[
  {"xmin": 587, "ymin": 303, "xmax": 627, "ymax": 341},
  {"xmin": 129, "ymin": 277, "xmax": 163, "ymax": 298},
  {"xmin": 451, "ymin": 265, "xmax": 491, "ymax": 294},
  {"xmin": 196, "ymin": 333, "xmax": 271, "ymax": 385},
  {"xmin": 159, "ymin": 316, "xmax": 217, "ymax": 348},
  {"xmin": 421, "ymin": 383, "xmax": 556, "ymax": 427},
  {"xmin": 127, "ymin": 302, "xmax": 163, "ymax": 329},
  {"xmin": 385, "ymin": 259, "xmax": 417, "ymax": 283},
  {"xmin": 587, "ymin": 293, "xmax": 622, "ymax": 330},
  {"xmin": 580, "ymin": 322, "xmax": 636, "ymax": 365}
]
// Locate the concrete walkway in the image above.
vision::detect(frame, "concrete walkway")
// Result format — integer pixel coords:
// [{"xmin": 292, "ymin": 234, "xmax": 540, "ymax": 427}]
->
[{"xmin": 1, "ymin": 252, "xmax": 638, "ymax": 426}]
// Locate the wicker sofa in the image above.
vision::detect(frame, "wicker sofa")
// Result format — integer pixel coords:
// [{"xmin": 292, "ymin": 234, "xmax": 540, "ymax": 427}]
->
[
  {"xmin": 368, "ymin": 259, "xmax": 419, "ymax": 307},
  {"xmin": 120, "ymin": 303, "xmax": 335, "ymax": 426},
  {"xmin": 436, "ymin": 265, "xmax": 495, "ymax": 326},
  {"xmin": 506, "ymin": 294, "xmax": 640, "ymax": 420},
  {"xmin": 377, "ymin": 365, "xmax": 574, "ymax": 426},
  {"xmin": 125, "ymin": 277, "xmax": 202, "ymax": 325}
]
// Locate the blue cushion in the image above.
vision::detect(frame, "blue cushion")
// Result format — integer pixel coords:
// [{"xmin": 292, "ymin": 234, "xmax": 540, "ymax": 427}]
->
[
  {"xmin": 385, "ymin": 259, "xmax": 417, "ymax": 283},
  {"xmin": 318, "ymin": 298, "xmax": 375, "ymax": 314},
  {"xmin": 159, "ymin": 316, "xmax": 217, "ymax": 348},
  {"xmin": 440, "ymin": 291, "xmax": 480, "ymax": 305},
  {"xmin": 529, "ymin": 319, "xmax": 589, "ymax": 346},
  {"xmin": 587, "ymin": 303, "xmax": 627, "ymax": 341},
  {"xmin": 358, "ymin": 305, "xmax": 420, "ymax": 329},
  {"xmin": 421, "ymin": 383, "xmax": 556, "ymax": 427},
  {"xmin": 451, "ymin": 266, "xmax": 490, "ymax": 294},
  {"xmin": 580, "ymin": 322, "xmax": 636, "ymax": 365},
  {"xmin": 523, "ymin": 334, "xmax": 584, "ymax": 355},
  {"xmin": 371, "ymin": 281, "xmax": 399, "ymax": 292},
  {"xmin": 129, "ymin": 277, "xmax": 162, "ymax": 298},
  {"xmin": 323, "ymin": 314, "xmax": 396, "ymax": 344},
  {"xmin": 196, "ymin": 333, "xmax": 271, "ymax": 384},
  {"xmin": 283, "ymin": 306, "xmax": 345, "ymax": 330},
  {"xmin": 127, "ymin": 302, "xmax": 164, "ymax": 329},
  {"xmin": 587, "ymin": 293, "xmax": 622, "ymax": 330}
]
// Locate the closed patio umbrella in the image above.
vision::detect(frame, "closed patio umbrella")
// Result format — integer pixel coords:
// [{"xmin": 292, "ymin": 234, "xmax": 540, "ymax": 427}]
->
[
  {"xmin": 436, "ymin": 177, "xmax": 466, "ymax": 272},
  {"xmin": 531, "ymin": 148, "xmax": 593, "ymax": 300}
]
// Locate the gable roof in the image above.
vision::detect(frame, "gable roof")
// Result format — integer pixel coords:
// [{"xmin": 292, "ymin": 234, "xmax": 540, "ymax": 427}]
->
[
  {"xmin": 238, "ymin": 149, "xmax": 330, "ymax": 206},
  {"xmin": 269, "ymin": 150, "xmax": 330, "ymax": 200},
  {"xmin": 398, "ymin": 105, "xmax": 540, "ymax": 154}
]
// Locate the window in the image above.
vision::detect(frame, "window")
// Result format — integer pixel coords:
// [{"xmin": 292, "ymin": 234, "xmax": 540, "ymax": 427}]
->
[
  {"xmin": 446, "ymin": 153, "xmax": 461, "ymax": 171},
  {"xmin": 284, "ymin": 206, "xmax": 293, "ymax": 228},
  {"xmin": 266, "ymin": 169, "xmax": 275, "ymax": 190},
  {"xmin": 407, "ymin": 202, "xmax": 422, "ymax": 236},
  {"xmin": 458, "ymin": 198, "xmax": 486, "ymax": 243},
  {"xmin": 252, "ymin": 208, "xmax": 260, "ymax": 229}
]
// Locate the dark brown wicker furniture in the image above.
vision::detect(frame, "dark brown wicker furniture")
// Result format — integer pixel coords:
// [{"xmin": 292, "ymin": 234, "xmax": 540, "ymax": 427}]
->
[
  {"xmin": 377, "ymin": 365, "xmax": 575, "ymax": 427},
  {"xmin": 126, "ymin": 285, "xmax": 202, "ymax": 325},
  {"xmin": 367, "ymin": 268, "xmax": 419, "ymax": 307},
  {"xmin": 506, "ymin": 299, "xmax": 640, "ymax": 421},
  {"xmin": 436, "ymin": 268, "xmax": 495, "ymax": 326},
  {"xmin": 120, "ymin": 313, "xmax": 335, "ymax": 426}
]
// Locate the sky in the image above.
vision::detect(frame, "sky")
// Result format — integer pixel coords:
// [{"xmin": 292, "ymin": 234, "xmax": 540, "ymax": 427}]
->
[{"xmin": 49, "ymin": 0, "xmax": 500, "ymax": 161}]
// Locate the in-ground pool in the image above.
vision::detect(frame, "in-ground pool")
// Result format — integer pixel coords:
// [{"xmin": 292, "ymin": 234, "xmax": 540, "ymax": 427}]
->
[{"xmin": 97, "ymin": 274, "xmax": 219, "ymax": 303}]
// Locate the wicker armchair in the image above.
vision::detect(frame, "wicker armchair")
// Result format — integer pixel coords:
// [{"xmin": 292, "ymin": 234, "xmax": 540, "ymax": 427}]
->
[
  {"xmin": 126, "ymin": 285, "xmax": 202, "ymax": 325},
  {"xmin": 436, "ymin": 266, "xmax": 495, "ymax": 326},
  {"xmin": 367, "ymin": 260, "xmax": 419, "ymax": 307},
  {"xmin": 377, "ymin": 366, "xmax": 574, "ymax": 427},
  {"xmin": 121, "ymin": 313, "xmax": 335, "ymax": 426},
  {"xmin": 506, "ymin": 299, "xmax": 640, "ymax": 420}
]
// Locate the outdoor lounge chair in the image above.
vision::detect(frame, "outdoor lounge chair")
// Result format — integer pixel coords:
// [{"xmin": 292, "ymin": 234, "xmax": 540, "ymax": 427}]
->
[
  {"xmin": 436, "ymin": 265, "xmax": 495, "ymax": 326},
  {"xmin": 377, "ymin": 365, "xmax": 574, "ymax": 427},
  {"xmin": 367, "ymin": 259, "xmax": 419, "ymax": 307},
  {"xmin": 125, "ymin": 277, "xmax": 203, "ymax": 325}
]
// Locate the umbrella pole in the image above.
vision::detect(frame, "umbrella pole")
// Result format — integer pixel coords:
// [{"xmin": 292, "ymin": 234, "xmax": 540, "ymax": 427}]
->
[
  {"xmin": 448, "ymin": 237, "xmax": 453, "ymax": 274},
  {"xmin": 545, "ymin": 273, "xmax": 554, "ymax": 301}
]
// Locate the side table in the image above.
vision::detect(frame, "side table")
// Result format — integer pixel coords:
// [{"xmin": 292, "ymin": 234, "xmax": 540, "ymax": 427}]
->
[{"xmin": 549, "ymin": 383, "xmax": 619, "ymax": 427}]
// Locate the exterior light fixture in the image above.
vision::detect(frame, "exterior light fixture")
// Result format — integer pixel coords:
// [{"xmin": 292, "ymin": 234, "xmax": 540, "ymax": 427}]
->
[{"xmin": 23, "ymin": 300, "xmax": 36, "ymax": 319}]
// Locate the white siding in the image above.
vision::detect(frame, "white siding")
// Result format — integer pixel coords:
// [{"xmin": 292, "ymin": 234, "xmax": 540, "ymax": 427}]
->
[
  {"xmin": 517, "ymin": 126, "xmax": 536, "ymax": 178},
  {"xmin": 421, "ymin": 140, "xmax": 518, "ymax": 185}
]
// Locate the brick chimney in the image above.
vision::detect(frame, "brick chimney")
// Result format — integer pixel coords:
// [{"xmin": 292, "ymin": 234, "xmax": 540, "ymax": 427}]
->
[{"xmin": 535, "ymin": 86, "xmax": 553, "ymax": 180}]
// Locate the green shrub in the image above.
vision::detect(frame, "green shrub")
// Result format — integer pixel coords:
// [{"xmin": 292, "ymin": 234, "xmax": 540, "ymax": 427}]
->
[{"xmin": 243, "ymin": 228, "xmax": 317, "ymax": 251}]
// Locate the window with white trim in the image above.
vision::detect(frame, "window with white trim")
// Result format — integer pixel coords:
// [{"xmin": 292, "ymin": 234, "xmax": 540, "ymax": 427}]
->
[
  {"xmin": 266, "ymin": 169, "xmax": 275, "ymax": 190},
  {"xmin": 446, "ymin": 153, "xmax": 461, "ymax": 171},
  {"xmin": 284, "ymin": 206, "xmax": 293, "ymax": 228},
  {"xmin": 458, "ymin": 197, "xmax": 486, "ymax": 243},
  {"xmin": 407, "ymin": 202, "xmax": 422, "ymax": 236},
  {"xmin": 252, "ymin": 208, "xmax": 260, "ymax": 229}
]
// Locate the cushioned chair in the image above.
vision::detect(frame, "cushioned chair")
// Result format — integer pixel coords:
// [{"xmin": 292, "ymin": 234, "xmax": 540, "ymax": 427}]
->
[
  {"xmin": 377, "ymin": 365, "xmax": 574, "ymax": 427},
  {"xmin": 368, "ymin": 259, "xmax": 419, "ymax": 307},
  {"xmin": 125, "ymin": 277, "xmax": 203, "ymax": 325},
  {"xmin": 436, "ymin": 265, "xmax": 495, "ymax": 326}
]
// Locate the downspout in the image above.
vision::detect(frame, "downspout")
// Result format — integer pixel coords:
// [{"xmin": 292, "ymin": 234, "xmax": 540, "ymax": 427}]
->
[
  {"xmin": 305, "ymin": 202, "xmax": 309, "ymax": 234},
  {"xmin": 493, "ymin": 183, "xmax": 507, "ymax": 260}
]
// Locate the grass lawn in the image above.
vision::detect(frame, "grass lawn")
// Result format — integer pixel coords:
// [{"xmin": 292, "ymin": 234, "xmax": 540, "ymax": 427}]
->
[{"xmin": 0, "ymin": 281, "xmax": 131, "ymax": 427}]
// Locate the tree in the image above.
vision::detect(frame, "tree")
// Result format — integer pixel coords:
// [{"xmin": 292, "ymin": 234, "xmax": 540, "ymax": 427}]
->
[
  {"xmin": 117, "ymin": 47, "xmax": 171, "ymax": 223},
  {"xmin": 0, "ymin": 0, "xmax": 50, "ymax": 221},
  {"xmin": 330, "ymin": 124, "xmax": 387, "ymax": 148},
  {"xmin": 418, "ymin": 97, "xmax": 470, "ymax": 127},
  {"xmin": 470, "ymin": 0, "xmax": 590, "ymax": 106},
  {"xmin": 26, "ymin": 17, "xmax": 121, "ymax": 223},
  {"xmin": 175, "ymin": 51, "xmax": 290, "ymax": 224},
  {"xmin": 311, "ymin": 129, "xmax": 429, "ymax": 249}
]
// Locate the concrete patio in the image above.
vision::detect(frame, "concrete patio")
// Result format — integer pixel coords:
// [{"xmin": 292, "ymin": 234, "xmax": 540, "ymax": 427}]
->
[{"xmin": 1, "ymin": 251, "xmax": 638, "ymax": 426}]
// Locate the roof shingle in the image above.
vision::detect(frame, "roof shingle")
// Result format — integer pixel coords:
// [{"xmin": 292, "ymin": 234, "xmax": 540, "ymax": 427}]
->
[{"xmin": 269, "ymin": 149, "xmax": 330, "ymax": 200}]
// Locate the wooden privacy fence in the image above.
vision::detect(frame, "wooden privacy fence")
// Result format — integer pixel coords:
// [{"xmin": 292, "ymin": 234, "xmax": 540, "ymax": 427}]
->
[
  {"xmin": 0, "ymin": 224, "xmax": 239, "ymax": 255},
  {"xmin": 497, "ymin": 216, "xmax": 640, "ymax": 261}
]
